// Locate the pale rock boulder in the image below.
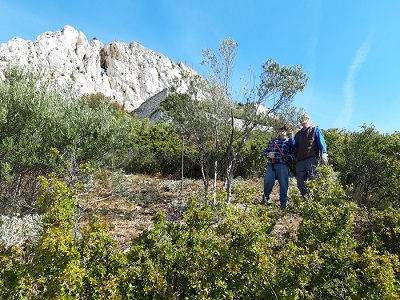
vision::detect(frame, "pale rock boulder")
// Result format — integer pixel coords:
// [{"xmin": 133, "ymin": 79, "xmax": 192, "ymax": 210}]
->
[{"xmin": 0, "ymin": 25, "xmax": 198, "ymax": 111}]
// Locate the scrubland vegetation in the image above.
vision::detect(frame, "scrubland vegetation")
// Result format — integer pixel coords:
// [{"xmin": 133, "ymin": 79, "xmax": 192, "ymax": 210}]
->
[{"xmin": 0, "ymin": 52, "xmax": 399, "ymax": 299}]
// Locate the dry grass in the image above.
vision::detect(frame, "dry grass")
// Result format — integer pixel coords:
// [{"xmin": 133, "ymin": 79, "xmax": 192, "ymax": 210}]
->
[{"xmin": 78, "ymin": 172, "xmax": 301, "ymax": 250}]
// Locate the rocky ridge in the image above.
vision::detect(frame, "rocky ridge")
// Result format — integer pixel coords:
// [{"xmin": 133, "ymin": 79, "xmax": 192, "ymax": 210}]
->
[{"xmin": 0, "ymin": 25, "xmax": 197, "ymax": 112}]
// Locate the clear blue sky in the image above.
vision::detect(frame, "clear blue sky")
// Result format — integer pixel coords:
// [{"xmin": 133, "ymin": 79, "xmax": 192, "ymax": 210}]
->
[{"xmin": 1, "ymin": 0, "xmax": 399, "ymax": 134}]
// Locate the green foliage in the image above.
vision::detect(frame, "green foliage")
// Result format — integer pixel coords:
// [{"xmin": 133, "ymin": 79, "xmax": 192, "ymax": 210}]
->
[
  {"xmin": 325, "ymin": 126, "xmax": 400, "ymax": 208},
  {"xmin": 357, "ymin": 247, "xmax": 400, "ymax": 299},
  {"xmin": 122, "ymin": 119, "xmax": 193, "ymax": 175},
  {"xmin": 30, "ymin": 174, "xmax": 85, "ymax": 298},
  {"xmin": 162, "ymin": 90, "xmax": 233, "ymax": 199},
  {"xmin": 361, "ymin": 207, "xmax": 400, "ymax": 255},
  {"xmin": 0, "ymin": 245, "xmax": 32, "ymax": 299},
  {"xmin": 234, "ymin": 129, "xmax": 270, "ymax": 178},
  {"xmin": 258, "ymin": 59, "xmax": 308, "ymax": 109},
  {"xmin": 296, "ymin": 167, "xmax": 356, "ymax": 250},
  {"xmin": 79, "ymin": 216, "xmax": 126, "ymax": 299},
  {"xmin": 277, "ymin": 167, "xmax": 400, "ymax": 299},
  {"xmin": 1, "ymin": 171, "xmax": 400, "ymax": 298},
  {"xmin": 0, "ymin": 174, "xmax": 128, "ymax": 299},
  {"xmin": 286, "ymin": 167, "xmax": 362, "ymax": 298},
  {"xmin": 323, "ymin": 128, "xmax": 349, "ymax": 169},
  {"xmin": 124, "ymin": 198, "xmax": 279, "ymax": 299},
  {"xmin": 0, "ymin": 67, "xmax": 134, "ymax": 213}
]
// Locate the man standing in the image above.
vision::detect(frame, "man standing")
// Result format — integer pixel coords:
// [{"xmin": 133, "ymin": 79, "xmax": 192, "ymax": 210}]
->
[
  {"xmin": 291, "ymin": 114, "xmax": 328, "ymax": 197},
  {"xmin": 263, "ymin": 126, "xmax": 296, "ymax": 209}
]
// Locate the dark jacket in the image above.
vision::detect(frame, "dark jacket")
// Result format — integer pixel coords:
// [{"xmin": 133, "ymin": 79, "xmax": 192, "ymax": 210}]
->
[{"xmin": 292, "ymin": 126, "xmax": 327, "ymax": 161}]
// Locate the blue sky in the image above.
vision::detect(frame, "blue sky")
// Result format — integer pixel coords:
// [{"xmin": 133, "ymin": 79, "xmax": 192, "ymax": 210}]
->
[{"xmin": 1, "ymin": 0, "xmax": 399, "ymax": 134}]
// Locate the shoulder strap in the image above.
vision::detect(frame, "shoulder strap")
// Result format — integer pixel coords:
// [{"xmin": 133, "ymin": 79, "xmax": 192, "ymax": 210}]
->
[{"xmin": 274, "ymin": 141, "xmax": 284, "ymax": 155}]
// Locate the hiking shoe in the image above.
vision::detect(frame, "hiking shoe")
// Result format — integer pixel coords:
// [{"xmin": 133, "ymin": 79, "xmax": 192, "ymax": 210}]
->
[
  {"xmin": 260, "ymin": 195, "xmax": 268, "ymax": 205},
  {"xmin": 282, "ymin": 204, "xmax": 296, "ymax": 213}
]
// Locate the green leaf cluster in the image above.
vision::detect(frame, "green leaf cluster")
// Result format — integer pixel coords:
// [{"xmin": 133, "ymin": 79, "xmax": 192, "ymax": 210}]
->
[
  {"xmin": 324, "ymin": 126, "xmax": 400, "ymax": 208},
  {"xmin": 1, "ymin": 169, "xmax": 400, "ymax": 298},
  {"xmin": 0, "ymin": 175, "xmax": 125, "ymax": 299},
  {"xmin": 0, "ymin": 67, "xmax": 133, "ymax": 213}
]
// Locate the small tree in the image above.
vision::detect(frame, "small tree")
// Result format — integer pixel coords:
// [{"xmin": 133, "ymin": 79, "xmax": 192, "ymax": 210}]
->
[
  {"xmin": 162, "ymin": 92, "xmax": 224, "ymax": 202},
  {"xmin": 0, "ymin": 67, "xmax": 134, "ymax": 213},
  {"xmin": 164, "ymin": 38, "xmax": 307, "ymax": 203},
  {"xmin": 201, "ymin": 38, "xmax": 308, "ymax": 202}
]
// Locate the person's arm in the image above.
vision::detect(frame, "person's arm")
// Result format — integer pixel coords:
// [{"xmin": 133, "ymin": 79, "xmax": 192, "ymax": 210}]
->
[
  {"xmin": 315, "ymin": 127, "xmax": 327, "ymax": 153},
  {"xmin": 282, "ymin": 139, "xmax": 296, "ymax": 161},
  {"xmin": 288, "ymin": 141, "xmax": 296, "ymax": 160}
]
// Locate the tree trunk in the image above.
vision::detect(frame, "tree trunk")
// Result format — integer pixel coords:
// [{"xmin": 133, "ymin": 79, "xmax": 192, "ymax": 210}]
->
[
  {"xmin": 180, "ymin": 135, "xmax": 184, "ymax": 194},
  {"xmin": 200, "ymin": 151, "xmax": 209, "ymax": 203}
]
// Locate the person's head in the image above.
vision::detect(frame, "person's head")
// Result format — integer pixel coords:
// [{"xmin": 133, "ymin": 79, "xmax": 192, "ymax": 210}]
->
[
  {"xmin": 277, "ymin": 126, "xmax": 288, "ymax": 139},
  {"xmin": 299, "ymin": 114, "xmax": 310, "ymax": 128}
]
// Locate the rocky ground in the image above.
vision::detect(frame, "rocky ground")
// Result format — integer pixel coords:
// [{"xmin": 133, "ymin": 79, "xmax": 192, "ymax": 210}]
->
[{"xmin": 78, "ymin": 172, "xmax": 301, "ymax": 251}]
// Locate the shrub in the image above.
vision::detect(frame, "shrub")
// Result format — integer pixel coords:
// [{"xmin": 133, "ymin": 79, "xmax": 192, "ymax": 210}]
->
[
  {"xmin": 123, "ymin": 198, "xmax": 280, "ymax": 299},
  {"xmin": 0, "ymin": 67, "xmax": 134, "ymax": 213},
  {"xmin": 325, "ymin": 126, "xmax": 400, "ymax": 208},
  {"xmin": 360, "ymin": 207, "xmax": 400, "ymax": 255},
  {"xmin": 79, "ymin": 216, "xmax": 126, "ymax": 299}
]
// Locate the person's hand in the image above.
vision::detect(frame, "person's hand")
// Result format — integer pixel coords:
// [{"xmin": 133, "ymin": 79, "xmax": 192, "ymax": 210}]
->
[
  {"xmin": 268, "ymin": 152, "xmax": 275, "ymax": 159},
  {"xmin": 282, "ymin": 154, "xmax": 292, "ymax": 162},
  {"xmin": 321, "ymin": 153, "xmax": 328, "ymax": 165}
]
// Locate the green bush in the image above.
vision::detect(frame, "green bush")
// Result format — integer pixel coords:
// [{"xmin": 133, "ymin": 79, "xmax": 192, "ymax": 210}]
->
[
  {"xmin": 30, "ymin": 174, "xmax": 85, "ymax": 298},
  {"xmin": 325, "ymin": 127, "xmax": 400, "ymax": 208},
  {"xmin": 0, "ymin": 174, "xmax": 128, "ymax": 299},
  {"xmin": 1, "ymin": 172, "xmax": 399, "ymax": 298},
  {"xmin": 276, "ymin": 167, "xmax": 400, "ymax": 299},
  {"xmin": 123, "ymin": 198, "xmax": 280, "ymax": 299},
  {"xmin": 296, "ymin": 167, "xmax": 357, "ymax": 249},
  {"xmin": 233, "ymin": 129, "xmax": 270, "ymax": 178},
  {"xmin": 79, "ymin": 216, "xmax": 126, "ymax": 299},
  {"xmin": 122, "ymin": 119, "xmax": 199, "ymax": 176},
  {"xmin": 0, "ymin": 67, "xmax": 134, "ymax": 213},
  {"xmin": 361, "ymin": 207, "xmax": 400, "ymax": 255}
]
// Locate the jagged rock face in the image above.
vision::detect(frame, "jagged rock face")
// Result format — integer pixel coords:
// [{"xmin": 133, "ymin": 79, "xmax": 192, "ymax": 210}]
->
[{"xmin": 0, "ymin": 25, "xmax": 197, "ymax": 111}]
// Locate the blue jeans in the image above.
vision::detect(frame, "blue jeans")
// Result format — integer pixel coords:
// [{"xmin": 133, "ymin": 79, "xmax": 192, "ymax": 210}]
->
[
  {"xmin": 263, "ymin": 163, "xmax": 290, "ymax": 207},
  {"xmin": 296, "ymin": 156, "xmax": 319, "ymax": 197}
]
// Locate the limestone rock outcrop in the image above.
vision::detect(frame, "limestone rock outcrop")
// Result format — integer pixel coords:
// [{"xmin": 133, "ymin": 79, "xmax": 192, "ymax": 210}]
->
[{"xmin": 0, "ymin": 25, "xmax": 198, "ymax": 112}]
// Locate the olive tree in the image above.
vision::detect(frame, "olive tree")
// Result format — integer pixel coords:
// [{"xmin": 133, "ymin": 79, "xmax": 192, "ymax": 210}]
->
[
  {"xmin": 0, "ymin": 67, "xmax": 133, "ymax": 213},
  {"xmin": 164, "ymin": 38, "xmax": 307, "ymax": 203},
  {"xmin": 201, "ymin": 38, "xmax": 308, "ymax": 202}
]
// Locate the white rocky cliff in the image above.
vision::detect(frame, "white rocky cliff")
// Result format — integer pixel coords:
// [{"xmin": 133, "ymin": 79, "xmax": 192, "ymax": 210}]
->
[{"xmin": 0, "ymin": 25, "xmax": 197, "ymax": 112}]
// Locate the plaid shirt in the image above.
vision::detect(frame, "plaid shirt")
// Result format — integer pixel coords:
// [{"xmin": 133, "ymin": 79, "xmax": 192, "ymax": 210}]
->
[{"xmin": 263, "ymin": 138, "xmax": 296, "ymax": 164}]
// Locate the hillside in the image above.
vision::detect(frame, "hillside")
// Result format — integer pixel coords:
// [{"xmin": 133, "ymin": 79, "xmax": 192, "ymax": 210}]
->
[
  {"xmin": 77, "ymin": 172, "xmax": 299, "ymax": 250},
  {"xmin": 0, "ymin": 25, "xmax": 197, "ymax": 112}
]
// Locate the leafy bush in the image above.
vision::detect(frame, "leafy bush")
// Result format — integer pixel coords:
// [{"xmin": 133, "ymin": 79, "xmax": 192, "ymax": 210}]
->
[
  {"xmin": 233, "ymin": 129, "xmax": 270, "ymax": 178},
  {"xmin": 79, "ymin": 216, "xmax": 126, "ymax": 299},
  {"xmin": 122, "ymin": 119, "xmax": 198, "ymax": 176},
  {"xmin": 296, "ymin": 167, "xmax": 356, "ymax": 249},
  {"xmin": 0, "ymin": 67, "xmax": 134, "ymax": 213},
  {"xmin": 1, "ymin": 171, "xmax": 400, "ymax": 298},
  {"xmin": 0, "ymin": 174, "xmax": 128, "ymax": 299},
  {"xmin": 275, "ymin": 167, "xmax": 400, "ymax": 299},
  {"xmin": 123, "ymin": 198, "xmax": 280, "ymax": 299},
  {"xmin": 324, "ymin": 126, "xmax": 400, "ymax": 208},
  {"xmin": 360, "ymin": 207, "xmax": 400, "ymax": 255}
]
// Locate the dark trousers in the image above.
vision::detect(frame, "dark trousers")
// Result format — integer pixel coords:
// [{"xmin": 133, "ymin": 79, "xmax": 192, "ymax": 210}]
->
[{"xmin": 296, "ymin": 156, "xmax": 318, "ymax": 197}]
